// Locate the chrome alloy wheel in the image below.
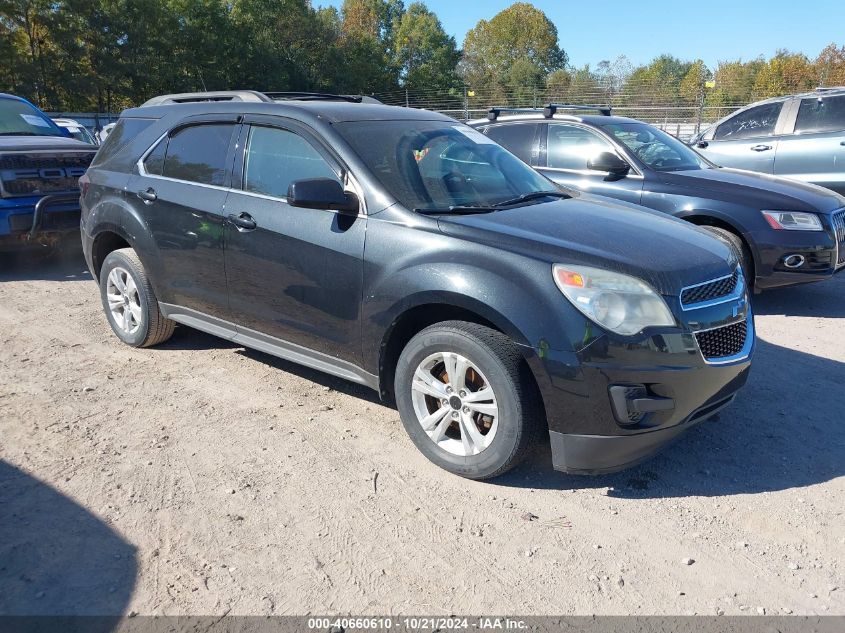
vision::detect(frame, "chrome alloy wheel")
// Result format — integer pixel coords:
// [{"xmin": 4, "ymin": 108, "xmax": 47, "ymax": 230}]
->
[
  {"xmin": 106, "ymin": 266, "xmax": 142, "ymax": 335},
  {"xmin": 410, "ymin": 352, "xmax": 499, "ymax": 456}
]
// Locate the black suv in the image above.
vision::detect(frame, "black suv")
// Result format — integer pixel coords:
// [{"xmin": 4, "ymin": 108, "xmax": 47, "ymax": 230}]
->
[
  {"xmin": 469, "ymin": 105, "xmax": 845, "ymax": 290},
  {"xmin": 81, "ymin": 91, "xmax": 753, "ymax": 479}
]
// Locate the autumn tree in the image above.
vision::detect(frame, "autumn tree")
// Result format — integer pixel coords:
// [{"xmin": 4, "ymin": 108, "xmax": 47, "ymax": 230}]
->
[{"xmin": 393, "ymin": 3, "xmax": 460, "ymax": 90}]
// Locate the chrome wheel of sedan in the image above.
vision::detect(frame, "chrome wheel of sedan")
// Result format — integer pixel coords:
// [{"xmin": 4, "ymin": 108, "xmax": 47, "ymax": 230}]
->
[
  {"xmin": 106, "ymin": 266, "xmax": 142, "ymax": 335},
  {"xmin": 410, "ymin": 351, "xmax": 499, "ymax": 456}
]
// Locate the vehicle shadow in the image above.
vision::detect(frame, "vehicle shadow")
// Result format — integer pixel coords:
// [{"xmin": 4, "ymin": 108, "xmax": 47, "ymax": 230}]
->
[
  {"xmin": 752, "ymin": 272, "xmax": 845, "ymax": 318},
  {"xmin": 497, "ymin": 336, "xmax": 845, "ymax": 497},
  {"xmin": 0, "ymin": 243, "xmax": 91, "ymax": 283},
  {"xmin": 0, "ymin": 461, "xmax": 136, "ymax": 621}
]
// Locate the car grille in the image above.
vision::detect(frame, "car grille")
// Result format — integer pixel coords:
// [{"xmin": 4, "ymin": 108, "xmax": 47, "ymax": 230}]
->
[
  {"xmin": 694, "ymin": 320, "xmax": 748, "ymax": 361},
  {"xmin": 833, "ymin": 209, "xmax": 845, "ymax": 267},
  {"xmin": 681, "ymin": 269, "xmax": 739, "ymax": 307},
  {"xmin": 0, "ymin": 152, "xmax": 93, "ymax": 196}
]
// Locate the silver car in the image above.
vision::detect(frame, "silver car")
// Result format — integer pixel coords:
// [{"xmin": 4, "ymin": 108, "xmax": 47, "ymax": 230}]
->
[{"xmin": 692, "ymin": 87, "xmax": 845, "ymax": 195}]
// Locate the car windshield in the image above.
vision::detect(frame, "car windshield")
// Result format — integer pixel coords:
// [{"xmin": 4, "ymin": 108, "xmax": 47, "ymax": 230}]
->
[
  {"xmin": 333, "ymin": 120, "xmax": 560, "ymax": 212},
  {"xmin": 0, "ymin": 98, "xmax": 67, "ymax": 137},
  {"xmin": 602, "ymin": 122, "xmax": 711, "ymax": 172}
]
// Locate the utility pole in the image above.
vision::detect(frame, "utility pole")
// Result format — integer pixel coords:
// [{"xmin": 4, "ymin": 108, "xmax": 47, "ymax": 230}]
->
[
  {"xmin": 696, "ymin": 68, "xmax": 706, "ymax": 135},
  {"xmin": 463, "ymin": 86, "xmax": 468, "ymax": 121}
]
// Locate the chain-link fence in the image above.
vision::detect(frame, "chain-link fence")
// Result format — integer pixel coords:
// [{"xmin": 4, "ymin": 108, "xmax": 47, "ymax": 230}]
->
[{"xmin": 372, "ymin": 79, "xmax": 812, "ymax": 140}]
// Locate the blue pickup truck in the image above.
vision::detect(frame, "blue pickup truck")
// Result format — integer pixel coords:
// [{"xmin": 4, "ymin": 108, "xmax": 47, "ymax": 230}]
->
[{"xmin": 0, "ymin": 93, "xmax": 97, "ymax": 251}]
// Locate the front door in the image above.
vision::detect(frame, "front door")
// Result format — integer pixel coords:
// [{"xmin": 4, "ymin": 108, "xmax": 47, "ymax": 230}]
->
[
  {"xmin": 223, "ymin": 118, "xmax": 366, "ymax": 364},
  {"xmin": 697, "ymin": 101, "xmax": 784, "ymax": 173},
  {"xmin": 129, "ymin": 119, "xmax": 238, "ymax": 316},
  {"xmin": 538, "ymin": 122, "xmax": 644, "ymax": 204}
]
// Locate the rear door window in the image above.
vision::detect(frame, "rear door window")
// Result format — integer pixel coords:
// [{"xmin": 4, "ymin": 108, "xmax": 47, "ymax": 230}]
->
[
  {"xmin": 547, "ymin": 124, "xmax": 615, "ymax": 170},
  {"xmin": 483, "ymin": 123, "xmax": 540, "ymax": 164},
  {"xmin": 713, "ymin": 102, "xmax": 783, "ymax": 140},
  {"xmin": 91, "ymin": 118, "xmax": 156, "ymax": 168},
  {"xmin": 151, "ymin": 123, "xmax": 236, "ymax": 186},
  {"xmin": 242, "ymin": 125, "xmax": 339, "ymax": 199},
  {"xmin": 794, "ymin": 95, "xmax": 845, "ymax": 134}
]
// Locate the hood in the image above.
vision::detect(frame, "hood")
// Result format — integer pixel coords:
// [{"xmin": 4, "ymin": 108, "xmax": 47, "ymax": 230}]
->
[
  {"xmin": 436, "ymin": 195, "xmax": 737, "ymax": 296},
  {"xmin": 657, "ymin": 167, "xmax": 845, "ymax": 214},
  {"xmin": 0, "ymin": 136, "xmax": 96, "ymax": 152}
]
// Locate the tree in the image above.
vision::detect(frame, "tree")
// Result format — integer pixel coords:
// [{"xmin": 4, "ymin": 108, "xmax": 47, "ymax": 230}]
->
[
  {"xmin": 393, "ymin": 3, "xmax": 460, "ymax": 91},
  {"xmin": 462, "ymin": 2, "xmax": 567, "ymax": 94},
  {"xmin": 815, "ymin": 43, "xmax": 845, "ymax": 87},
  {"xmin": 623, "ymin": 55, "xmax": 692, "ymax": 105},
  {"xmin": 753, "ymin": 50, "xmax": 816, "ymax": 98},
  {"xmin": 337, "ymin": 0, "xmax": 403, "ymax": 92}
]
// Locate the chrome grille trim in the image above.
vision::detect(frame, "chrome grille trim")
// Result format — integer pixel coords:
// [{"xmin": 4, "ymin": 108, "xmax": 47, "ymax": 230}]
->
[{"xmin": 679, "ymin": 267, "xmax": 745, "ymax": 311}]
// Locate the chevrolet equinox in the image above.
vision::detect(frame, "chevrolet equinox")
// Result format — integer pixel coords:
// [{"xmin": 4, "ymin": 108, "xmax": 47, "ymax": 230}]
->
[{"xmin": 80, "ymin": 91, "xmax": 754, "ymax": 479}]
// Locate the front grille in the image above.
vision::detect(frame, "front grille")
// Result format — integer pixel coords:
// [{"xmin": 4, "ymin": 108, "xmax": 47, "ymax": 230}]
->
[
  {"xmin": 832, "ymin": 209, "xmax": 845, "ymax": 267},
  {"xmin": 694, "ymin": 320, "xmax": 748, "ymax": 360},
  {"xmin": 0, "ymin": 152, "xmax": 93, "ymax": 196},
  {"xmin": 681, "ymin": 270, "xmax": 739, "ymax": 307}
]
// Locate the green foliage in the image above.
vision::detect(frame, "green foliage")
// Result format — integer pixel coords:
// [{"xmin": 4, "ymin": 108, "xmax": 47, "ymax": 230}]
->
[
  {"xmin": 393, "ymin": 2, "xmax": 460, "ymax": 90},
  {"xmin": 462, "ymin": 2, "xmax": 567, "ymax": 94}
]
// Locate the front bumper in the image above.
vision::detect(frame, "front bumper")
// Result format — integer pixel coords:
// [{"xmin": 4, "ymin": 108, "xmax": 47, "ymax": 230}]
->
[
  {"xmin": 0, "ymin": 194, "xmax": 82, "ymax": 250},
  {"xmin": 528, "ymin": 310, "xmax": 753, "ymax": 474},
  {"xmin": 749, "ymin": 221, "xmax": 843, "ymax": 290}
]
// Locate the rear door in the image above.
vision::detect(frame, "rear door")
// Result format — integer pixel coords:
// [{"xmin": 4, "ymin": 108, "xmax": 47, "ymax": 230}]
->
[
  {"xmin": 483, "ymin": 122, "xmax": 542, "ymax": 166},
  {"xmin": 223, "ymin": 116, "xmax": 366, "ymax": 364},
  {"xmin": 697, "ymin": 101, "xmax": 784, "ymax": 173},
  {"xmin": 538, "ymin": 122, "xmax": 644, "ymax": 204},
  {"xmin": 773, "ymin": 94, "xmax": 845, "ymax": 195},
  {"xmin": 129, "ymin": 117, "xmax": 238, "ymax": 317}
]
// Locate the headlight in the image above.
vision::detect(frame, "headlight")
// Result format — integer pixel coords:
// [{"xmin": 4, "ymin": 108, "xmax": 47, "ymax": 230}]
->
[
  {"xmin": 761, "ymin": 210, "xmax": 823, "ymax": 231},
  {"xmin": 552, "ymin": 264, "xmax": 676, "ymax": 336}
]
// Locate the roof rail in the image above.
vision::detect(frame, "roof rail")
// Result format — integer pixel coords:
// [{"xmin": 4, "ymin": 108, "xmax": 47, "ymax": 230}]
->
[
  {"xmin": 264, "ymin": 91, "xmax": 382, "ymax": 104},
  {"xmin": 487, "ymin": 103, "xmax": 612, "ymax": 121},
  {"xmin": 544, "ymin": 103, "xmax": 612, "ymax": 117},
  {"xmin": 141, "ymin": 91, "xmax": 272, "ymax": 106}
]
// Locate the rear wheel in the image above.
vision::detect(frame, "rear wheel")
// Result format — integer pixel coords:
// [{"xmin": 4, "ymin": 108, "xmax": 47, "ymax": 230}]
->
[
  {"xmin": 394, "ymin": 321, "xmax": 541, "ymax": 480},
  {"xmin": 99, "ymin": 248, "xmax": 174, "ymax": 347},
  {"xmin": 702, "ymin": 226, "xmax": 754, "ymax": 288}
]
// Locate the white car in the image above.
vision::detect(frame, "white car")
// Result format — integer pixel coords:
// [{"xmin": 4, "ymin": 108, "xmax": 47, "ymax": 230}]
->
[
  {"xmin": 96, "ymin": 122, "xmax": 117, "ymax": 144},
  {"xmin": 52, "ymin": 118, "xmax": 98, "ymax": 145}
]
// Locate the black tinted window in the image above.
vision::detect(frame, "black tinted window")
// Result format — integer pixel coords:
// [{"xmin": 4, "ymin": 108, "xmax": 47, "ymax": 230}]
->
[
  {"xmin": 547, "ymin": 124, "xmax": 614, "ymax": 170},
  {"xmin": 714, "ymin": 102, "xmax": 782, "ymax": 140},
  {"xmin": 91, "ymin": 118, "xmax": 155, "ymax": 167},
  {"xmin": 161, "ymin": 124, "xmax": 235, "ymax": 186},
  {"xmin": 243, "ymin": 126, "xmax": 338, "ymax": 198},
  {"xmin": 484, "ymin": 123, "xmax": 539, "ymax": 163},
  {"xmin": 143, "ymin": 137, "xmax": 167, "ymax": 176},
  {"xmin": 795, "ymin": 95, "xmax": 845, "ymax": 133}
]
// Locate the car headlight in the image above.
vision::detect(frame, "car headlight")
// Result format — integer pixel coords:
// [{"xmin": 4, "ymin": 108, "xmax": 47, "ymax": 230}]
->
[
  {"xmin": 552, "ymin": 264, "xmax": 676, "ymax": 336},
  {"xmin": 761, "ymin": 210, "xmax": 823, "ymax": 231}
]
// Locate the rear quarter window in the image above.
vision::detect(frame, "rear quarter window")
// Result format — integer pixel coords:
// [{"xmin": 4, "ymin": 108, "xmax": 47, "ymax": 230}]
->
[{"xmin": 90, "ymin": 118, "xmax": 157, "ymax": 168}]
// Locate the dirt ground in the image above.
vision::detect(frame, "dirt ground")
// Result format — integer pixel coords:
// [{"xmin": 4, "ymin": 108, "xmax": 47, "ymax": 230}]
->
[{"xmin": 0, "ymin": 245, "xmax": 843, "ymax": 617}]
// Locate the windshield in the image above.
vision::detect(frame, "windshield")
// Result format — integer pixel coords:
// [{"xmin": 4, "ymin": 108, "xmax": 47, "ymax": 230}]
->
[
  {"xmin": 333, "ymin": 120, "xmax": 559, "ymax": 212},
  {"xmin": 0, "ymin": 98, "xmax": 67, "ymax": 137},
  {"xmin": 602, "ymin": 122, "xmax": 710, "ymax": 172},
  {"xmin": 63, "ymin": 125, "xmax": 95, "ymax": 144}
]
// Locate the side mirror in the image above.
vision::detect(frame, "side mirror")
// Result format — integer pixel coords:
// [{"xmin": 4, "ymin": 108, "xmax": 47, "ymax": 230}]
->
[
  {"xmin": 587, "ymin": 151, "xmax": 630, "ymax": 176},
  {"xmin": 287, "ymin": 178, "xmax": 358, "ymax": 214}
]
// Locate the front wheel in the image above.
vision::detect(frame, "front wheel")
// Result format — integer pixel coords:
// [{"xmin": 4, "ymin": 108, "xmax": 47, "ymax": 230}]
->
[
  {"xmin": 394, "ymin": 321, "xmax": 541, "ymax": 480},
  {"xmin": 702, "ymin": 226, "xmax": 754, "ymax": 289}
]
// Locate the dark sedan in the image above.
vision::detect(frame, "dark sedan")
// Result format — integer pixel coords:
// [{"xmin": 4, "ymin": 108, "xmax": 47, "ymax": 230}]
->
[{"xmin": 469, "ymin": 106, "xmax": 845, "ymax": 290}]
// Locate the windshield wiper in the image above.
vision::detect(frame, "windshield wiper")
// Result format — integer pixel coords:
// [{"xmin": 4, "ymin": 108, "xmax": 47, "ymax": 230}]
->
[
  {"xmin": 415, "ymin": 205, "xmax": 498, "ymax": 215},
  {"xmin": 493, "ymin": 190, "xmax": 571, "ymax": 207}
]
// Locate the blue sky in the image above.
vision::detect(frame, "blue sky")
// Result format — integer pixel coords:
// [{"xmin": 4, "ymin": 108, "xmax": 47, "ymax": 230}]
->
[{"xmin": 315, "ymin": 0, "xmax": 845, "ymax": 69}]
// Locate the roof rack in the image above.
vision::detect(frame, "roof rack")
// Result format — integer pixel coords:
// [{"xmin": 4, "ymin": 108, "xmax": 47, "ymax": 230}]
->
[
  {"xmin": 264, "ymin": 91, "xmax": 382, "ymax": 104},
  {"xmin": 815, "ymin": 86, "xmax": 845, "ymax": 92},
  {"xmin": 141, "ymin": 91, "xmax": 272, "ymax": 106},
  {"xmin": 543, "ymin": 103, "xmax": 612, "ymax": 117},
  {"xmin": 487, "ymin": 103, "xmax": 612, "ymax": 121}
]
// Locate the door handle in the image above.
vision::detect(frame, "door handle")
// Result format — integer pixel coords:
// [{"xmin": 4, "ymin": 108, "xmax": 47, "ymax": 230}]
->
[
  {"xmin": 840, "ymin": 141, "xmax": 845, "ymax": 146},
  {"xmin": 136, "ymin": 187, "xmax": 157, "ymax": 203},
  {"xmin": 750, "ymin": 145, "xmax": 772, "ymax": 152},
  {"xmin": 227, "ymin": 212, "xmax": 257, "ymax": 231}
]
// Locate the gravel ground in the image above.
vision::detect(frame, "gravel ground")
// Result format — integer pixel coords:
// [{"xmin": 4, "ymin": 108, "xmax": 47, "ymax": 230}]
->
[{"xmin": 0, "ymin": 245, "xmax": 843, "ymax": 617}]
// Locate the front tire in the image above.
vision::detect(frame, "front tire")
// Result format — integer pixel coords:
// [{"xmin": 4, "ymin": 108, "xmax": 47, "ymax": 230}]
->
[
  {"xmin": 394, "ymin": 321, "xmax": 541, "ymax": 480},
  {"xmin": 99, "ymin": 248, "xmax": 174, "ymax": 347}
]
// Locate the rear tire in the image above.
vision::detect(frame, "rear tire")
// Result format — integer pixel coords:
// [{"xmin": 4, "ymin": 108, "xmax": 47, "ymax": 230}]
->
[
  {"xmin": 702, "ymin": 226, "xmax": 754, "ymax": 288},
  {"xmin": 99, "ymin": 248, "xmax": 174, "ymax": 347},
  {"xmin": 394, "ymin": 321, "xmax": 541, "ymax": 480}
]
